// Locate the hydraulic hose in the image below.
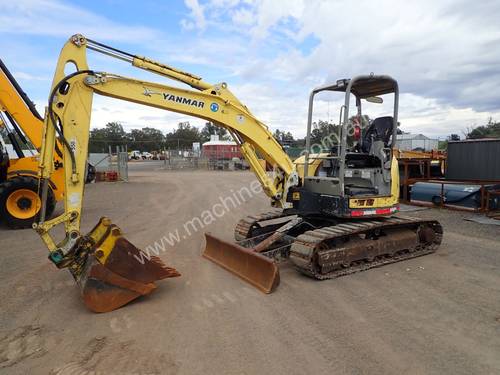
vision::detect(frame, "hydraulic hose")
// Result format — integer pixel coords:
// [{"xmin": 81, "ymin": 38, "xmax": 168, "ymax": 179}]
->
[{"xmin": 47, "ymin": 70, "xmax": 94, "ymax": 175}]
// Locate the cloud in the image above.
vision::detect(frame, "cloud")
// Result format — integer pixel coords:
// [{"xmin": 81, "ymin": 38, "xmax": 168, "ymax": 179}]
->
[
  {"xmin": 248, "ymin": 0, "xmax": 304, "ymax": 40},
  {"xmin": 0, "ymin": 0, "xmax": 159, "ymax": 42},
  {"xmin": 230, "ymin": 7, "xmax": 254, "ymax": 26},
  {"xmin": 170, "ymin": 0, "xmax": 500, "ymax": 138},
  {"xmin": 227, "ymin": 0, "xmax": 500, "ymax": 114},
  {"xmin": 181, "ymin": 0, "xmax": 207, "ymax": 30},
  {"xmin": 89, "ymin": 97, "xmax": 207, "ymax": 133},
  {"xmin": 5, "ymin": 0, "xmax": 500, "ymax": 140},
  {"xmin": 226, "ymin": 82, "xmax": 500, "ymax": 139}
]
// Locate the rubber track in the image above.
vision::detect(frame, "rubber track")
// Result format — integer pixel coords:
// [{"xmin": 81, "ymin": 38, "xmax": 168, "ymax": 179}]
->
[
  {"xmin": 234, "ymin": 209, "xmax": 287, "ymax": 241},
  {"xmin": 289, "ymin": 216, "xmax": 443, "ymax": 280}
]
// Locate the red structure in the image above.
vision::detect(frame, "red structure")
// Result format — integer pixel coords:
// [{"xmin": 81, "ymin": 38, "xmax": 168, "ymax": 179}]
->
[{"xmin": 202, "ymin": 140, "xmax": 241, "ymax": 160}]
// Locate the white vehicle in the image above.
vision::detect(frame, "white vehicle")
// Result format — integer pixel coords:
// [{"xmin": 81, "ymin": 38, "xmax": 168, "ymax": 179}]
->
[
  {"xmin": 129, "ymin": 150, "xmax": 141, "ymax": 160},
  {"xmin": 141, "ymin": 152, "xmax": 153, "ymax": 160}
]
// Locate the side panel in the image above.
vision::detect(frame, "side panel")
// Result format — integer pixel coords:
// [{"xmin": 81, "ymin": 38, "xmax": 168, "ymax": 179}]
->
[
  {"xmin": 447, "ymin": 140, "xmax": 500, "ymax": 180},
  {"xmin": 348, "ymin": 155, "xmax": 399, "ymax": 209},
  {"xmin": 293, "ymin": 153, "xmax": 324, "ymax": 180}
]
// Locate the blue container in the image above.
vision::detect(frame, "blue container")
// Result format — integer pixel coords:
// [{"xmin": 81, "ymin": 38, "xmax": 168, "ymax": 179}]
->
[{"xmin": 411, "ymin": 182, "xmax": 500, "ymax": 209}]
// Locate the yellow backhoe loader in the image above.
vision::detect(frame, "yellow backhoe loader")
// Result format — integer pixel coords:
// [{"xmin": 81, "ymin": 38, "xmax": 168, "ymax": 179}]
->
[
  {"xmin": 0, "ymin": 58, "xmax": 65, "ymax": 228},
  {"xmin": 34, "ymin": 34, "xmax": 442, "ymax": 312},
  {"xmin": 0, "ymin": 59, "xmax": 95, "ymax": 228}
]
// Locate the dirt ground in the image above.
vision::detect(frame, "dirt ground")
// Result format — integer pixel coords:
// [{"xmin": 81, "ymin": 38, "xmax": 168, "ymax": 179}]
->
[{"xmin": 1, "ymin": 165, "xmax": 499, "ymax": 375}]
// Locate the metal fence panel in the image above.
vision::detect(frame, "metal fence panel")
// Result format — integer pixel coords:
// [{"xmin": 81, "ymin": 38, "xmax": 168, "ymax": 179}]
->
[
  {"xmin": 117, "ymin": 152, "xmax": 128, "ymax": 181},
  {"xmin": 88, "ymin": 153, "xmax": 111, "ymax": 172},
  {"xmin": 446, "ymin": 139, "xmax": 500, "ymax": 180}
]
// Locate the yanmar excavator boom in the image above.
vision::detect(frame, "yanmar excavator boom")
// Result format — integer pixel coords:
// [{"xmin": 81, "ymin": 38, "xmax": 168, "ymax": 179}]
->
[{"xmin": 34, "ymin": 34, "xmax": 442, "ymax": 312}]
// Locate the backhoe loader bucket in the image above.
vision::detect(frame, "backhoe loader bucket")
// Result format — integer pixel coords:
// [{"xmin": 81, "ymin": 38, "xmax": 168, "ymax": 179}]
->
[
  {"xmin": 202, "ymin": 233, "xmax": 280, "ymax": 293},
  {"xmin": 75, "ymin": 218, "xmax": 180, "ymax": 313}
]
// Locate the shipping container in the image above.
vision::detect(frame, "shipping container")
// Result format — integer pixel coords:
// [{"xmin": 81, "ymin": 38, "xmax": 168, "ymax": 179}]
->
[{"xmin": 446, "ymin": 139, "xmax": 500, "ymax": 180}]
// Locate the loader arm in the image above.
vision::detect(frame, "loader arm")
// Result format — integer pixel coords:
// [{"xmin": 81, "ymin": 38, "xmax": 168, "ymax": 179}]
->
[
  {"xmin": 0, "ymin": 58, "xmax": 44, "ymax": 148},
  {"xmin": 0, "ymin": 58, "xmax": 65, "ymax": 162}
]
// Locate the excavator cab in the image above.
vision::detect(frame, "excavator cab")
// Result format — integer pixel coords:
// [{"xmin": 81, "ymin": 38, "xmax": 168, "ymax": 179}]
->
[{"xmin": 288, "ymin": 75, "xmax": 400, "ymax": 217}]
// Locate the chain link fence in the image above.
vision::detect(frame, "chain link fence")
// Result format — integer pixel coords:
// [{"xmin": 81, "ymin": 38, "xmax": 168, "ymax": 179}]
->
[
  {"xmin": 88, "ymin": 146, "xmax": 128, "ymax": 181},
  {"xmin": 157, "ymin": 148, "xmax": 249, "ymax": 171}
]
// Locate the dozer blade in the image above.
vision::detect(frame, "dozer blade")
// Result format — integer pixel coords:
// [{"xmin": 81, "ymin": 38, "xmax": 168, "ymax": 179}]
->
[
  {"xmin": 203, "ymin": 233, "xmax": 280, "ymax": 294},
  {"xmin": 75, "ymin": 218, "xmax": 180, "ymax": 313}
]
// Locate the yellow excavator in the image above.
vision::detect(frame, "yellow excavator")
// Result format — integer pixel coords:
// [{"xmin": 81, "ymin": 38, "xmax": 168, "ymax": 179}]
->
[
  {"xmin": 34, "ymin": 34, "xmax": 443, "ymax": 312},
  {"xmin": 0, "ymin": 58, "xmax": 65, "ymax": 228}
]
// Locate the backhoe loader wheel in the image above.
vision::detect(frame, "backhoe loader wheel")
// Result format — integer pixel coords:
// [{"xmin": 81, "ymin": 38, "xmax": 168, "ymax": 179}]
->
[{"xmin": 0, "ymin": 176, "xmax": 55, "ymax": 229}]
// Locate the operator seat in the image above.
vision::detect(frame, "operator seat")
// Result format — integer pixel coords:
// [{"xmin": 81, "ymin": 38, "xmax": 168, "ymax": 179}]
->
[{"xmin": 361, "ymin": 116, "xmax": 394, "ymax": 153}]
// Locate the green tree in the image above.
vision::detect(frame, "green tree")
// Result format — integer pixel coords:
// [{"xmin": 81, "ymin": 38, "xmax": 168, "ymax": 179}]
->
[
  {"xmin": 309, "ymin": 116, "xmax": 371, "ymax": 151},
  {"xmin": 127, "ymin": 127, "xmax": 165, "ymax": 152},
  {"xmin": 89, "ymin": 122, "xmax": 127, "ymax": 152},
  {"xmin": 165, "ymin": 121, "xmax": 201, "ymax": 149},
  {"xmin": 103, "ymin": 121, "xmax": 126, "ymax": 140},
  {"xmin": 200, "ymin": 122, "xmax": 229, "ymax": 143},
  {"xmin": 438, "ymin": 140, "xmax": 448, "ymax": 150},
  {"xmin": 310, "ymin": 120, "xmax": 334, "ymax": 145},
  {"xmin": 465, "ymin": 118, "xmax": 500, "ymax": 139},
  {"xmin": 273, "ymin": 129, "xmax": 294, "ymax": 145}
]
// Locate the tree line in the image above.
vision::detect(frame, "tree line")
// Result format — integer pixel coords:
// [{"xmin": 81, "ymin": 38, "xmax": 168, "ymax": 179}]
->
[
  {"xmin": 89, "ymin": 121, "xmax": 304, "ymax": 153},
  {"xmin": 439, "ymin": 118, "xmax": 500, "ymax": 149},
  {"xmin": 88, "ymin": 121, "xmax": 231, "ymax": 153},
  {"xmin": 87, "ymin": 117, "xmax": 500, "ymax": 153},
  {"xmin": 89, "ymin": 116, "xmax": 377, "ymax": 153}
]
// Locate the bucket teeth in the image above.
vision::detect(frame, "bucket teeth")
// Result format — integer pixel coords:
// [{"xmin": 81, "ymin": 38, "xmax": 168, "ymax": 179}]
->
[
  {"xmin": 74, "ymin": 219, "xmax": 180, "ymax": 313},
  {"xmin": 80, "ymin": 260, "xmax": 157, "ymax": 313},
  {"xmin": 104, "ymin": 237, "xmax": 181, "ymax": 283}
]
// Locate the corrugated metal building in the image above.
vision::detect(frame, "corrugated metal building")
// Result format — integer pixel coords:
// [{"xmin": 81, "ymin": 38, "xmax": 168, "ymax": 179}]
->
[
  {"xmin": 396, "ymin": 133, "xmax": 438, "ymax": 151},
  {"xmin": 446, "ymin": 138, "xmax": 500, "ymax": 180}
]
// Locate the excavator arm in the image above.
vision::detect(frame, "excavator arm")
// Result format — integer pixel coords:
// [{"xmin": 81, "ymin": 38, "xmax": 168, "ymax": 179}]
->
[
  {"xmin": 34, "ymin": 34, "xmax": 298, "ymax": 311},
  {"xmin": 36, "ymin": 34, "xmax": 298, "ymax": 245}
]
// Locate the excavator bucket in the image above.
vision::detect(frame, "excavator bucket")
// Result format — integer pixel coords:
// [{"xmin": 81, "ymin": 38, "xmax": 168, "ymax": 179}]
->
[
  {"xmin": 202, "ymin": 233, "xmax": 280, "ymax": 293},
  {"xmin": 75, "ymin": 218, "xmax": 180, "ymax": 313}
]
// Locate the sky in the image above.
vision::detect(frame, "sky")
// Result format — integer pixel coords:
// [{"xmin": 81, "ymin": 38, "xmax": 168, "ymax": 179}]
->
[{"xmin": 1, "ymin": 0, "xmax": 499, "ymax": 139}]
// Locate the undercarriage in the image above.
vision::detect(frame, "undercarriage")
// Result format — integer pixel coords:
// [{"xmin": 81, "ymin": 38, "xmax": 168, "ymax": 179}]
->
[{"xmin": 232, "ymin": 210, "xmax": 443, "ymax": 280}]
